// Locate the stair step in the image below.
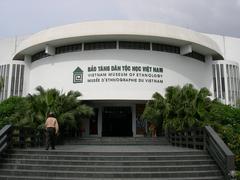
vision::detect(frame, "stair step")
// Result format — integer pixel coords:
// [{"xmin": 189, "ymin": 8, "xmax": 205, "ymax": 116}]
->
[
  {"xmin": 1, "ymin": 163, "xmax": 219, "ymax": 172},
  {"xmin": 1, "ymin": 158, "xmax": 217, "ymax": 166},
  {"xmin": 0, "ymin": 175, "xmax": 224, "ymax": 180},
  {"xmin": 0, "ymin": 144, "xmax": 224, "ymax": 179},
  {"xmin": 64, "ymin": 137, "xmax": 170, "ymax": 145},
  {"xmin": 0, "ymin": 169, "xmax": 222, "ymax": 178},
  {"xmin": 5, "ymin": 154, "xmax": 211, "ymax": 161},
  {"xmin": 8, "ymin": 149, "xmax": 206, "ymax": 156}
]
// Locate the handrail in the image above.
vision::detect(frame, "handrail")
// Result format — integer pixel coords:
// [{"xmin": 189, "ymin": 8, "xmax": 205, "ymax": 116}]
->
[
  {"xmin": 166, "ymin": 127, "xmax": 205, "ymax": 150},
  {"xmin": 204, "ymin": 126, "xmax": 235, "ymax": 179},
  {"xmin": 166, "ymin": 126, "xmax": 235, "ymax": 180},
  {"xmin": 0, "ymin": 124, "xmax": 12, "ymax": 154}
]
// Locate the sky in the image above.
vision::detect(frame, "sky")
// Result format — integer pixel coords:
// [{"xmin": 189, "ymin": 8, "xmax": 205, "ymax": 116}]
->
[{"xmin": 0, "ymin": 0, "xmax": 240, "ymax": 38}]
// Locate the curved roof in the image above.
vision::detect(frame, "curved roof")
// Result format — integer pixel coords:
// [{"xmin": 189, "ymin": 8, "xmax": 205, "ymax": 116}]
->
[{"xmin": 13, "ymin": 20, "xmax": 223, "ymax": 60}]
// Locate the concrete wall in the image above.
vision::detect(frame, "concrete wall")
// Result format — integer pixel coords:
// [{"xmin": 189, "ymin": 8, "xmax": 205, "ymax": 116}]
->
[
  {"xmin": 29, "ymin": 49, "xmax": 212, "ymax": 100},
  {"xmin": 205, "ymin": 33, "xmax": 240, "ymax": 63}
]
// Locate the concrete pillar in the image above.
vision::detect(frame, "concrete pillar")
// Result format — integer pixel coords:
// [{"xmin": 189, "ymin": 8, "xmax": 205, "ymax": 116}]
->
[
  {"xmin": 98, "ymin": 107, "xmax": 103, "ymax": 137},
  {"xmin": 205, "ymin": 55, "xmax": 213, "ymax": 63},
  {"xmin": 45, "ymin": 45, "xmax": 55, "ymax": 56},
  {"xmin": 132, "ymin": 104, "xmax": 136, "ymax": 137},
  {"xmin": 180, "ymin": 44, "xmax": 192, "ymax": 55},
  {"xmin": 22, "ymin": 55, "xmax": 31, "ymax": 97}
]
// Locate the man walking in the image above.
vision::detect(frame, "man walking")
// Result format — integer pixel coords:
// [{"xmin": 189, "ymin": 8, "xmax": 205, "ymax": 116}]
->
[{"xmin": 45, "ymin": 112, "xmax": 59, "ymax": 150}]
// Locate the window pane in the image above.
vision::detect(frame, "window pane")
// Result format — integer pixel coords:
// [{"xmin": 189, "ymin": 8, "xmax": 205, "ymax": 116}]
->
[{"xmin": 119, "ymin": 41, "xmax": 150, "ymax": 50}]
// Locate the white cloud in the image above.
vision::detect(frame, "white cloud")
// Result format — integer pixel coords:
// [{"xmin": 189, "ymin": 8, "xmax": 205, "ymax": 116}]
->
[
  {"xmin": 237, "ymin": 0, "xmax": 240, "ymax": 6},
  {"xmin": 0, "ymin": 0, "xmax": 240, "ymax": 37},
  {"xmin": 115, "ymin": 0, "xmax": 240, "ymax": 37}
]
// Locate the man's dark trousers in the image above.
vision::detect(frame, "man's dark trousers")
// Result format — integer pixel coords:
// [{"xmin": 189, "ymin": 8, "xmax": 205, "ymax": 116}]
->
[{"xmin": 46, "ymin": 127, "xmax": 56, "ymax": 150}]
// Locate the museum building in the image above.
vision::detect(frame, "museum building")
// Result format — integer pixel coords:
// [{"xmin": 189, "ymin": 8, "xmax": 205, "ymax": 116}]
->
[{"xmin": 0, "ymin": 21, "xmax": 240, "ymax": 137}]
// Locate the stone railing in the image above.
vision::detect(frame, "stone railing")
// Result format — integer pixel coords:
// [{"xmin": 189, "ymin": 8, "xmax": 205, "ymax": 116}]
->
[
  {"xmin": 166, "ymin": 126, "xmax": 235, "ymax": 180},
  {"xmin": 0, "ymin": 125, "xmax": 12, "ymax": 154}
]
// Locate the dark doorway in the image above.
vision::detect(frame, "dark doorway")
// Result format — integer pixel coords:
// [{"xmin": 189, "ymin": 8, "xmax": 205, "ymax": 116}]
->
[{"xmin": 102, "ymin": 106, "xmax": 132, "ymax": 137}]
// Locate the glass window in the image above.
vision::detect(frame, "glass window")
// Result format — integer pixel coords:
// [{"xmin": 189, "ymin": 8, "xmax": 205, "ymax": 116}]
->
[
  {"xmin": 15, "ymin": 64, "xmax": 20, "ymax": 96},
  {"xmin": 226, "ymin": 65, "xmax": 231, "ymax": 101},
  {"xmin": 152, "ymin": 43, "xmax": 180, "ymax": 54},
  {"xmin": 212, "ymin": 65, "xmax": 217, "ymax": 98},
  {"xmin": 5, "ymin": 64, "xmax": 10, "ymax": 99},
  {"xmin": 230, "ymin": 65, "xmax": 234, "ymax": 102},
  {"xmin": 119, "ymin": 41, "xmax": 150, "ymax": 50},
  {"xmin": 19, "ymin": 65, "xmax": 24, "ymax": 96},
  {"xmin": 84, "ymin": 42, "xmax": 116, "ymax": 50},
  {"xmin": 220, "ymin": 64, "xmax": 225, "ymax": 99},
  {"xmin": 233, "ymin": 66, "xmax": 238, "ymax": 101},
  {"xmin": 216, "ymin": 64, "xmax": 221, "ymax": 98},
  {"xmin": 32, "ymin": 51, "xmax": 50, "ymax": 62},
  {"xmin": 184, "ymin": 51, "xmax": 205, "ymax": 62},
  {"xmin": 56, "ymin": 43, "xmax": 82, "ymax": 54},
  {"xmin": 10, "ymin": 64, "xmax": 16, "ymax": 96}
]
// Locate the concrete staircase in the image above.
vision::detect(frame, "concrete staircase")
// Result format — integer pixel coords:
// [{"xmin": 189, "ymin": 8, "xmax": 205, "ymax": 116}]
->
[
  {"xmin": 0, "ymin": 138, "xmax": 224, "ymax": 180},
  {"xmin": 63, "ymin": 137, "xmax": 170, "ymax": 145}
]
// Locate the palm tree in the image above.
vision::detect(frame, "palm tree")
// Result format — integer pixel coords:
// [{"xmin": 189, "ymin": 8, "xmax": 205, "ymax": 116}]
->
[
  {"xmin": 26, "ymin": 86, "xmax": 94, "ymax": 134},
  {"xmin": 163, "ymin": 84, "xmax": 212, "ymax": 131},
  {"xmin": 163, "ymin": 85, "xmax": 182, "ymax": 131},
  {"xmin": 178, "ymin": 84, "xmax": 199, "ymax": 130},
  {"xmin": 194, "ymin": 87, "xmax": 212, "ymax": 121},
  {"xmin": 142, "ymin": 92, "xmax": 168, "ymax": 136}
]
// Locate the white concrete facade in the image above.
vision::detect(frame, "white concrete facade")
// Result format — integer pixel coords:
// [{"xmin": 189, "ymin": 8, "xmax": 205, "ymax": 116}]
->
[
  {"xmin": 1, "ymin": 21, "xmax": 240, "ymax": 136},
  {"xmin": 28, "ymin": 49, "xmax": 212, "ymax": 101}
]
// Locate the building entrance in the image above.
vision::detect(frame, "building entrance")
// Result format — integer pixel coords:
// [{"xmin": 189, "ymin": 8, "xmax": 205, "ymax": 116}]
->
[{"xmin": 102, "ymin": 106, "xmax": 132, "ymax": 137}]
